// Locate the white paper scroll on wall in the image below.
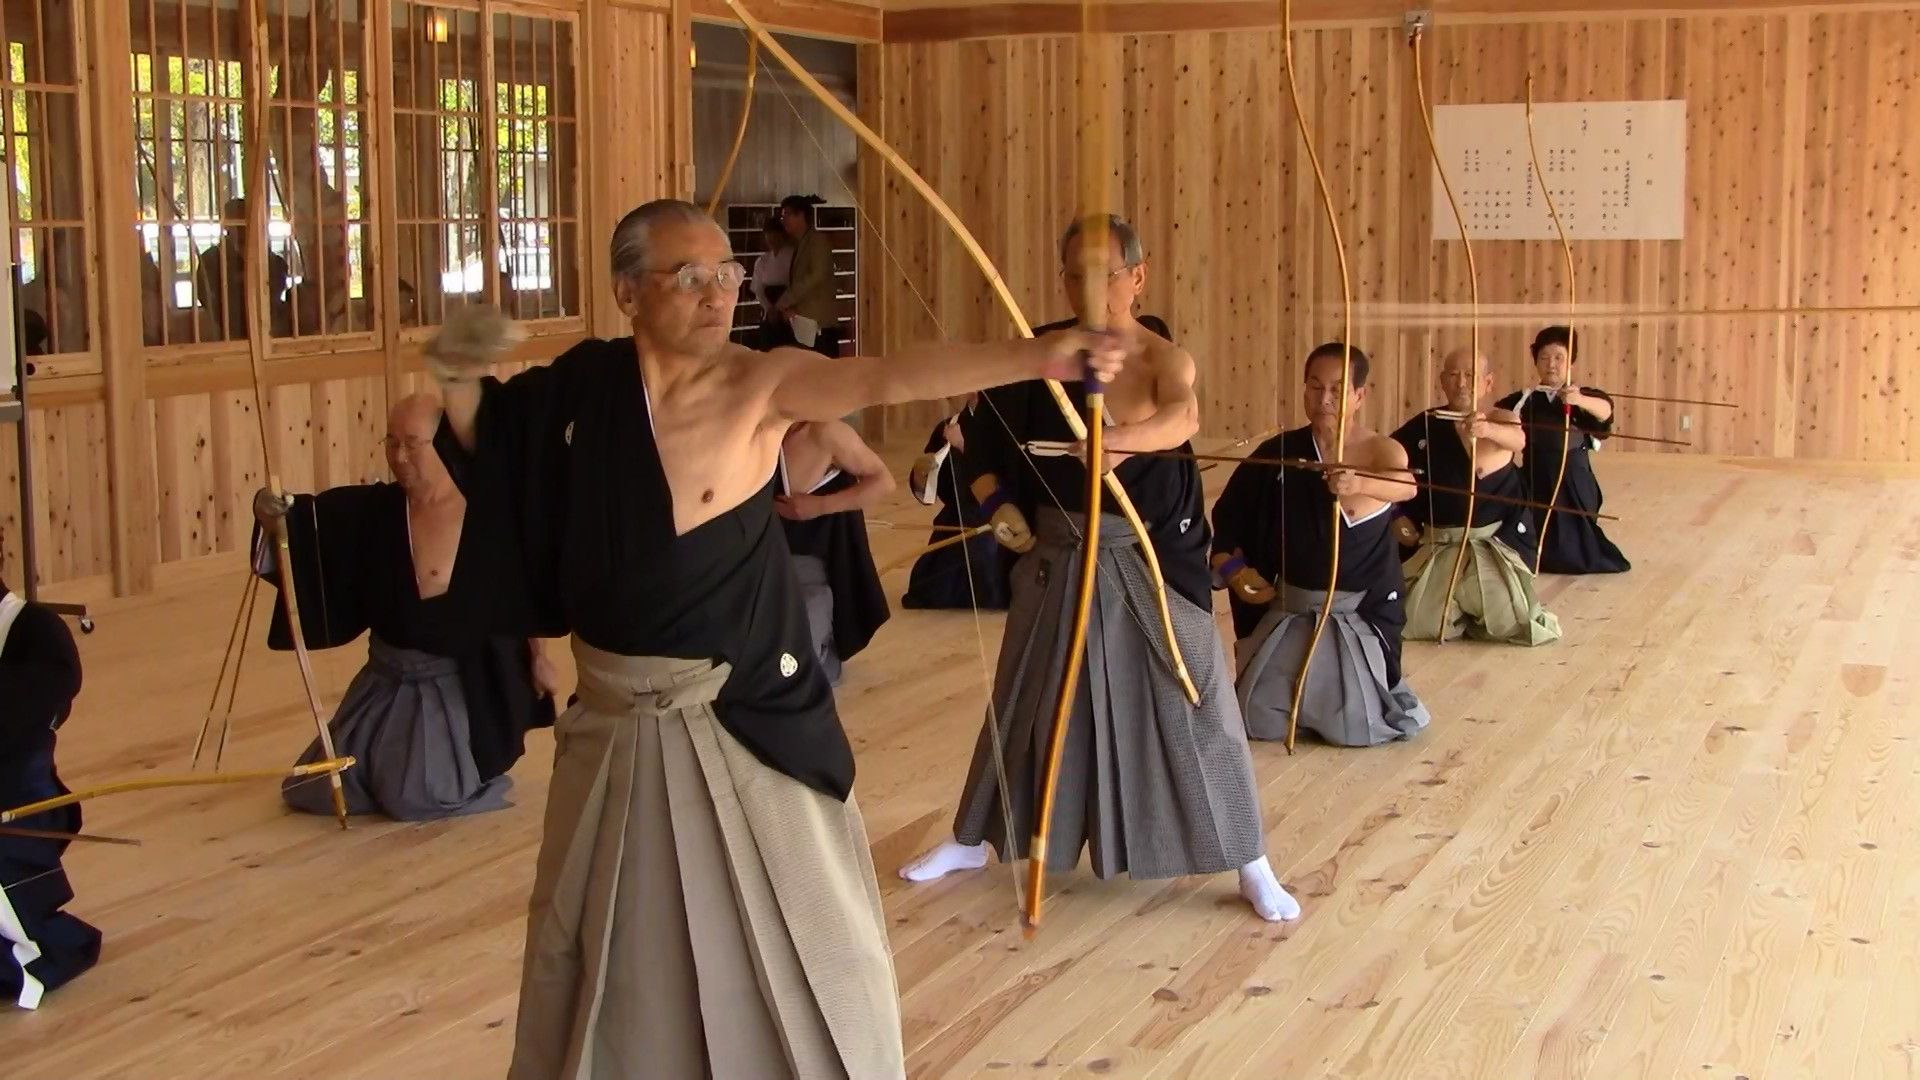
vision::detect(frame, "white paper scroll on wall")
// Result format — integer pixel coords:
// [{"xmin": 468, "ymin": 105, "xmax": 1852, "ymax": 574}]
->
[{"xmin": 1432, "ymin": 99, "xmax": 1687, "ymax": 241}]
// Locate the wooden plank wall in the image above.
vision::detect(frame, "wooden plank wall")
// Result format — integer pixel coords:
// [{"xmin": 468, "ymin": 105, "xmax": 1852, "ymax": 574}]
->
[
  {"xmin": 692, "ymin": 62, "xmax": 861, "ymax": 210},
  {"xmin": 857, "ymin": 10, "xmax": 1920, "ymax": 458},
  {"xmin": 1, "ymin": 0, "xmax": 690, "ymax": 591}
]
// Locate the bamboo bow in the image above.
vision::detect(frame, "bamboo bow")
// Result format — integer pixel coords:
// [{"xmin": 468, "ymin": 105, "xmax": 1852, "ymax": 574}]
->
[
  {"xmin": 703, "ymin": 35, "xmax": 760, "ymax": 217},
  {"xmin": 2, "ymin": 759, "xmax": 357, "ymax": 825},
  {"xmin": 1278, "ymin": 0, "xmax": 1355, "ymax": 753},
  {"xmin": 1409, "ymin": 17, "xmax": 1484, "ymax": 639},
  {"xmin": 1023, "ymin": 11, "xmax": 1116, "ymax": 934},
  {"xmin": 241, "ymin": 0, "xmax": 348, "ymax": 828},
  {"xmin": 1525, "ymin": 74, "xmax": 1579, "ymax": 575}
]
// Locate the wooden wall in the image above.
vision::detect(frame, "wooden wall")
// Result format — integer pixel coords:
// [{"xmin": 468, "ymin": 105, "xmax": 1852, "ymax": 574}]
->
[
  {"xmin": 2, "ymin": 0, "xmax": 692, "ymax": 592},
  {"xmin": 855, "ymin": 9, "xmax": 1920, "ymax": 460}
]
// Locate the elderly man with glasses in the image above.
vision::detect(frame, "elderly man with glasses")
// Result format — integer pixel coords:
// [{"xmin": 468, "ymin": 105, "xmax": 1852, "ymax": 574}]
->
[{"xmin": 425, "ymin": 198, "xmax": 1126, "ymax": 1080}]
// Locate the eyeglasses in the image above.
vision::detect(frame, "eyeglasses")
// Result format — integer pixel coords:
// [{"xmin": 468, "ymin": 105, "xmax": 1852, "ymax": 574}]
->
[
  {"xmin": 1059, "ymin": 266, "xmax": 1132, "ymax": 284},
  {"xmin": 648, "ymin": 261, "xmax": 746, "ymax": 293}
]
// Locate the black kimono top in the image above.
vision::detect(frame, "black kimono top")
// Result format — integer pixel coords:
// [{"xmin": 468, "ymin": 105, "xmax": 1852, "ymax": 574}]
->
[
  {"xmin": 775, "ymin": 453, "xmax": 891, "ymax": 661},
  {"xmin": 1, "ymin": 589, "xmax": 85, "ymax": 911},
  {"xmin": 951, "ymin": 314, "xmax": 1210, "ymax": 609},
  {"xmin": 252, "ymin": 483, "xmax": 556, "ymax": 782},
  {"xmin": 957, "ymin": 381, "xmax": 1212, "ymax": 611},
  {"xmin": 433, "ymin": 337, "xmax": 854, "ymax": 800},
  {"xmin": 1496, "ymin": 385, "xmax": 1616, "ymax": 501},
  {"xmin": 1390, "ymin": 409, "xmax": 1540, "ymax": 564},
  {"xmin": 1209, "ymin": 427, "xmax": 1409, "ymax": 652}
]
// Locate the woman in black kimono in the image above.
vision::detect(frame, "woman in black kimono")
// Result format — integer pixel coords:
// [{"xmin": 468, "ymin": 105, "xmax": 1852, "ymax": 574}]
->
[
  {"xmin": 1497, "ymin": 325, "xmax": 1631, "ymax": 574},
  {"xmin": 1, "ymin": 579, "xmax": 100, "ymax": 1009},
  {"xmin": 1211, "ymin": 344, "xmax": 1428, "ymax": 747}
]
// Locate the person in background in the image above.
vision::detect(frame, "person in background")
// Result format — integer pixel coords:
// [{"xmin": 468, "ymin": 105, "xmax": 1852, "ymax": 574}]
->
[
  {"xmin": 197, "ymin": 197, "xmax": 289, "ymax": 340},
  {"xmin": 751, "ymin": 218, "xmax": 794, "ymax": 350},
  {"xmin": 775, "ymin": 194, "xmax": 840, "ymax": 356},
  {"xmin": 1211, "ymin": 343, "xmax": 1428, "ymax": 748},
  {"xmin": 902, "ymin": 398, "xmax": 1017, "ymax": 611},
  {"xmin": 776, "ymin": 419, "xmax": 893, "ymax": 686},
  {"xmin": 1498, "ymin": 325, "xmax": 1630, "ymax": 574},
  {"xmin": 1391, "ymin": 348, "xmax": 1560, "ymax": 646},
  {"xmin": 251, "ymin": 393, "xmax": 559, "ymax": 820},
  {"xmin": 0, "ymin": 575, "xmax": 100, "ymax": 1010}
]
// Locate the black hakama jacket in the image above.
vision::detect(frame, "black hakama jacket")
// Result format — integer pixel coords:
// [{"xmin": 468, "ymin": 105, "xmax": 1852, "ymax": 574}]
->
[{"xmin": 434, "ymin": 337, "xmax": 855, "ymax": 800}]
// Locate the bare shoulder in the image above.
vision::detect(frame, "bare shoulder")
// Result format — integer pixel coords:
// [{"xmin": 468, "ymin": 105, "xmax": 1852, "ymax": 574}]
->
[
  {"xmin": 1489, "ymin": 405, "xmax": 1522, "ymax": 424},
  {"xmin": 1361, "ymin": 429, "xmax": 1409, "ymax": 469},
  {"xmin": 1142, "ymin": 334, "xmax": 1196, "ymax": 381}
]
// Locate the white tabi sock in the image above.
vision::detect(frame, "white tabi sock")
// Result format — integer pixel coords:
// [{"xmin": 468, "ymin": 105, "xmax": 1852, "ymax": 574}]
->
[
  {"xmin": 899, "ymin": 837, "xmax": 991, "ymax": 882},
  {"xmin": 1238, "ymin": 856, "xmax": 1302, "ymax": 922}
]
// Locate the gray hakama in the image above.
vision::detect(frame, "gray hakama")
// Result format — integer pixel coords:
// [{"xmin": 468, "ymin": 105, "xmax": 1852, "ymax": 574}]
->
[
  {"xmin": 952, "ymin": 508, "xmax": 1266, "ymax": 880},
  {"xmin": 283, "ymin": 635, "xmax": 511, "ymax": 820},
  {"xmin": 510, "ymin": 641, "xmax": 903, "ymax": 1080},
  {"xmin": 1403, "ymin": 522, "xmax": 1562, "ymax": 645},
  {"xmin": 791, "ymin": 554, "xmax": 841, "ymax": 686},
  {"xmin": 1234, "ymin": 585, "xmax": 1430, "ymax": 746}
]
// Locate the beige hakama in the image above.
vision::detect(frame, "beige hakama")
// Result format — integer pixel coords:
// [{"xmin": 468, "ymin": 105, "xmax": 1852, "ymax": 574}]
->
[
  {"xmin": 509, "ymin": 642, "xmax": 904, "ymax": 1080},
  {"xmin": 1403, "ymin": 522, "xmax": 1562, "ymax": 646}
]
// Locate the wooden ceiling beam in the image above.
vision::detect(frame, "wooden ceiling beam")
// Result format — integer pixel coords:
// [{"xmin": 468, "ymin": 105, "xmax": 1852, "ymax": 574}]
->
[
  {"xmin": 691, "ymin": 0, "xmax": 884, "ymax": 41},
  {"xmin": 882, "ymin": 0, "xmax": 1913, "ymax": 42}
]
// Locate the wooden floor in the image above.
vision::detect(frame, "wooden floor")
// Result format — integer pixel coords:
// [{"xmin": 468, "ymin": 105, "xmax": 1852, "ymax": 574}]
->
[{"xmin": 6, "ymin": 452, "xmax": 1918, "ymax": 1079}]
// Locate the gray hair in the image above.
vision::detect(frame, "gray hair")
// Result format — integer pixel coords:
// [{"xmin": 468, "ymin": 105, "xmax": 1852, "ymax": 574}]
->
[
  {"xmin": 609, "ymin": 199, "xmax": 728, "ymax": 280},
  {"xmin": 1058, "ymin": 213, "xmax": 1144, "ymax": 268}
]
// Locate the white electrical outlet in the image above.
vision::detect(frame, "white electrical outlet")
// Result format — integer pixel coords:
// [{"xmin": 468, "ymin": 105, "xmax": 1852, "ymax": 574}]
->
[{"xmin": 1679, "ymin": 414, "xmax": 1692, "ymax": 432}]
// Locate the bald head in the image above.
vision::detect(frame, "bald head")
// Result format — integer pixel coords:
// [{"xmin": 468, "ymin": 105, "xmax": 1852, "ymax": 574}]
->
[
  {"xmin": 386, "ymin": 393, "xmax": 448, "ymax": 493},
  {"xmin": 1437, "ymin": 347, "xmax": 1493, "ymax": 409}
]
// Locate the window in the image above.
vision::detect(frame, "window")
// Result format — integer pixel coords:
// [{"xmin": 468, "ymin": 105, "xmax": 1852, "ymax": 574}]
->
[
  {"xmin": 5, "ymin": 14, "xmax": 92, "ymax": 358},
  {"xmin": 129, "ymin": 0, "xmax": 370, "ymax": 349},
  {"xmin": 392, "ymin": 3, "xmax": 579, "ymax": 331}
]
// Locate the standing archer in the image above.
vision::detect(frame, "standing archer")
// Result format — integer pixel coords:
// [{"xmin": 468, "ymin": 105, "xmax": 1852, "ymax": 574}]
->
[{"xmin": 898, "ymin": 215, "xmax": 1297, "ymax": 923}]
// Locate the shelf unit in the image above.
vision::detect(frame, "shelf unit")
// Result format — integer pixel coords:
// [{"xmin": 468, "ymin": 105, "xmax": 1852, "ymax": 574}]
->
[{"xmin": 723, "ymin": 203, "xmax": 857, "ymax": 355}]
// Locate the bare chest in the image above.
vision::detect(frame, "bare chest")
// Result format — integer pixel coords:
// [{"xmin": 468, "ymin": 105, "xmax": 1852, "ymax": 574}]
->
[
  {"xmin": 407, "ymin": 500, "xmax": 465, "ymax": 599},
  {"xmin": 650, "ymin": 403, "xmax": 782, "ymax": 535}
]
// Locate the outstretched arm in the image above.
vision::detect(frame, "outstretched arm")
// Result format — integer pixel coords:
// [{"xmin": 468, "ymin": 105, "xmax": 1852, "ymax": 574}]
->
[
  {"xmin": 766, "ymin": 329, "xmax": 1122, "ymax": 425},
  {"xmin": 1104, "ymin": 344, "xmax": 1200, "ymax": 454}
]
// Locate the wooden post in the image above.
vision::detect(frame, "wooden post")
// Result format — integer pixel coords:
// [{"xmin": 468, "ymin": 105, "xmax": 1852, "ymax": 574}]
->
[
  {"xmin": 370, "ymin": 0, "xmax": 403, "ymax": 401},
  {"xmin": 86, "ymin": 0, "xmax": 158, "ymax": 594}
]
